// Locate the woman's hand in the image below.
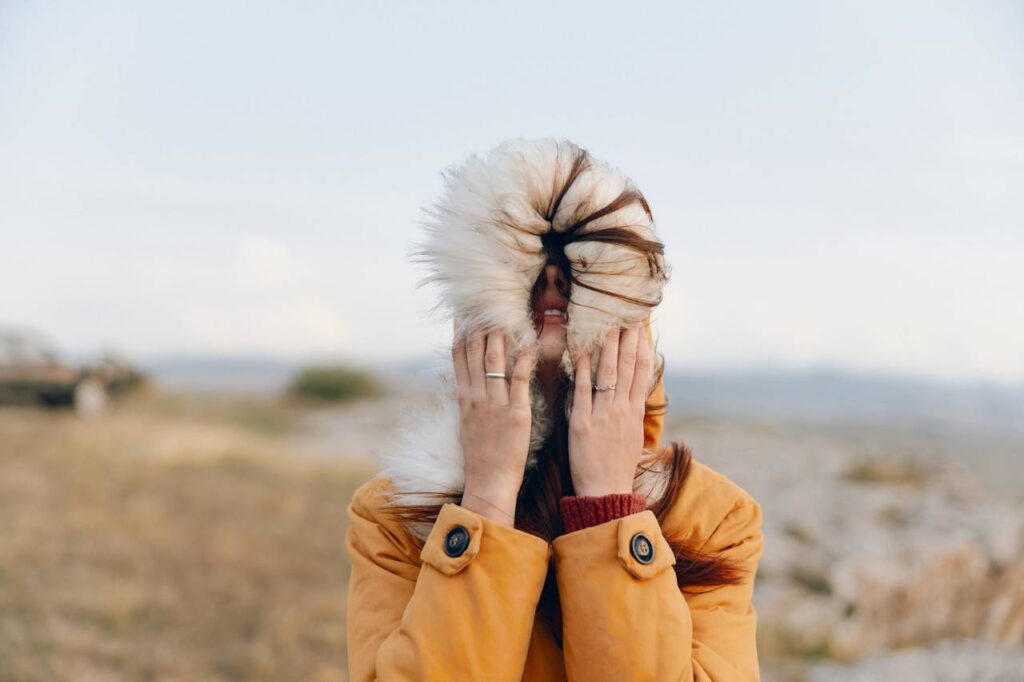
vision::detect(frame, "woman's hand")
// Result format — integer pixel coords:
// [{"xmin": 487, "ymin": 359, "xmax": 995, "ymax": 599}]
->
[
  {"xmin": 452, "ymin": 322, "xmax": 537, "ymax": 527},
  {"xmin": 568, "ymin": 323, "xmax": 651, "ymax": 497}
]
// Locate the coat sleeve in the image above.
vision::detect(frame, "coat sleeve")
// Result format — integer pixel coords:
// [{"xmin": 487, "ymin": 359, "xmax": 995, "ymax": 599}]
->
[
  {"xmin": 552, "ymin": 490, "xmax": 765, "ymax": 681},
  {"xmin": 345, "ymin": 477, "xmax": 553, "ymax": 682}
]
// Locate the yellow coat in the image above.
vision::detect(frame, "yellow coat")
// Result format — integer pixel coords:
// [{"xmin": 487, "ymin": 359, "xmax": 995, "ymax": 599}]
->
[{"xmin": 345, "ymin": 366, "xmax": 765, "ymax": 681}]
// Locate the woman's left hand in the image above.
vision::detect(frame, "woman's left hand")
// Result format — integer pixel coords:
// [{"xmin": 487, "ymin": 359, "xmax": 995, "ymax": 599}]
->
[{"xmin": 568, "ymin": 323, "xmax": 651, "ymax": 497}]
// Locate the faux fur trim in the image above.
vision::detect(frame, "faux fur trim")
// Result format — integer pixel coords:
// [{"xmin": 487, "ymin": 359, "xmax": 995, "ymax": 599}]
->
[{"xmin": 376, "ymin": 138, "xmax": 672, "ymax": 540}]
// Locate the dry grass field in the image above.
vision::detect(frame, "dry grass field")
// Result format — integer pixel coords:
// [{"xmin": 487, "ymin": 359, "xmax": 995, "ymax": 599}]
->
[
  {"xmin": 0, "ymin": 392, "xmax": 376, "ymax": 682},
  {"xmin": 2, "ymin": 387, "xmax": 1020, "ymax": 681}
]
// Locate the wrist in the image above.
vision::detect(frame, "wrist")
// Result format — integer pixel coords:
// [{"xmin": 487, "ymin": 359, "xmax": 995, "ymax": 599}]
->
[
  {"xmin": 461, "ymin": 482, "xmax": 519, "ymax": 527},
  {"xmin": 573, "ymin": 482, "xmax": 635, "ymax": 497},
  {"xmin": 464, "ymin": 474, "xmax": 521, "ymax": 502}
]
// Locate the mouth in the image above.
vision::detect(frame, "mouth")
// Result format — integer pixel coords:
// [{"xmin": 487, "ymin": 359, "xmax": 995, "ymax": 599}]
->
[{"xmin": 533, "ymin": 303, "xmax": 569, "ymax": 328}]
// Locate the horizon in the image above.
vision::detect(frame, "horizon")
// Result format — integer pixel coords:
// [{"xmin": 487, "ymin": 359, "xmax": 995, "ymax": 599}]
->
[{"xmin": 20, "ymin": 328, "xmax": 1024, "ymax": 392}]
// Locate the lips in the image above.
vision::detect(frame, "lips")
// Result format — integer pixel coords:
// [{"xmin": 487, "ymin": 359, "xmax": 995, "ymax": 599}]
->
[
  {"xmin": 534, "ymin": 296, "xmax": 569, "ymax": 327},
  {"xmin": 540, "ymin": 292, "xmax": 568, "ymax": 311}
]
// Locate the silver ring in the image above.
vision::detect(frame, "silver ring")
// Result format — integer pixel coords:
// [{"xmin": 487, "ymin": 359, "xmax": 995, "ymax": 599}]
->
[
  {"xmin": 593, "ymin": 383, "xmax": 616, "ymax": 392},
  {"xmin": 485, "ymin": 372, "xmax": 508, "ymax": 379}
]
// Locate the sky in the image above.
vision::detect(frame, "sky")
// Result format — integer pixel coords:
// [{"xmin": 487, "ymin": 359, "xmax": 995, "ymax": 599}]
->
[{"xmin": 1, "ymin": 0, "xmax": 1022, "ymax": 384}]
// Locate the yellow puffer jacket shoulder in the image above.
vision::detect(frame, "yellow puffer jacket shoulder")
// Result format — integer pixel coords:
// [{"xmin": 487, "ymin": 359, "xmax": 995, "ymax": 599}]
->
[{"xmin": 345, "ymin": 456, "xmax": 764, "ymax": 681}]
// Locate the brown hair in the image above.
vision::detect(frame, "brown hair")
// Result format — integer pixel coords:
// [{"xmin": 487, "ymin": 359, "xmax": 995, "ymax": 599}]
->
[{"xmin": 386, "ymin": 142, "xmax": 745, "ymax": 643}]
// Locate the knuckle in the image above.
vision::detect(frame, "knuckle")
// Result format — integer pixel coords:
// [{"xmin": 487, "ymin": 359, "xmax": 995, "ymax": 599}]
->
[
  {"xmin": 620, "ymin": 351, "xmax": 637, "ymax": 366},
  {"xmin": 513, "ymin": 351, "xmax": 533, "ymax": 371},
  {"xmin": 569, "ymin": 419, "xmax": 588, "ymax": 436},
  {"xmin": 509, "ymin": 407, "xmax": 531, "ymax": 427},
  {"xmin": 485, "ymin": 350, "xmax": 501, "ymax": 365}
]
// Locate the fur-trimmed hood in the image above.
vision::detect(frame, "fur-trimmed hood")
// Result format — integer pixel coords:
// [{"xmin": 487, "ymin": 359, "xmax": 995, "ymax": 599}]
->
[{"xmin": 375, "ymin": 138, "xmax": 673, "ymax": 540}]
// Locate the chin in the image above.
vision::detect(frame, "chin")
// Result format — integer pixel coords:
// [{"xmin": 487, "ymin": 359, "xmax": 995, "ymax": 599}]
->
[
  {"xmin": 536, "ymin": 328, "xmax": 567, "ymax": 363},
  {"xmin": 537, "ymin": 345, "xmax": 564, "ymax": 363}
]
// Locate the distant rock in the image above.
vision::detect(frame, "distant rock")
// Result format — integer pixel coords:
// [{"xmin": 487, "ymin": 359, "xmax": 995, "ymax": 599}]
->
[
  {"xmin": 808, "ymin": 640, "xmax": 1024, "ymax": 682},
  {"xmin": 669, "ymin": 415, "xmax": 1024, "ymax": 669}
]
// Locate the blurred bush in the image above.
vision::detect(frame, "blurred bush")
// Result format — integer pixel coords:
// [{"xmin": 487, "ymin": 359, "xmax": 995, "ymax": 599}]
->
[{"xmin": 288, "ymin": 364, "xmax": 382, "ymax": 404}]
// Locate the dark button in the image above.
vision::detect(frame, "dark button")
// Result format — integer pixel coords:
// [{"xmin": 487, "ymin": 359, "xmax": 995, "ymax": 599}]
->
[
  {"xmin": 443, "ymin": 525, "xmax": 471, "ymax": 557},
  {"xmin": 630, "ymin": 532, "xmax": 655, "ymax": 564}
]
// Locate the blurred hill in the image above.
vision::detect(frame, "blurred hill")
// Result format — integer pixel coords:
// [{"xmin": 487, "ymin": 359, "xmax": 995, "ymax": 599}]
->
[
  {"xmin": 145, "ymin": 355, "xmax": 1024, "ymax": 497},
  {"xmin": 663, "ymin": 369, "xmax": 1024, "ymax": 435},
  {"xmin": 145, "ymin": 353, "xmax": 1024, "ymax": 432}
]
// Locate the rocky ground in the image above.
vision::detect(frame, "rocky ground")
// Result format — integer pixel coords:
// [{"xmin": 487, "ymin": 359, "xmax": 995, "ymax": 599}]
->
[
  {"xmin": 297, "ymin": 386, "xmax": 1024, "ymax": 680},
  {"xmin": 808, "ymin": 640, "xmax": 1024, "ymax": 682},
  {"xmin": 298, "ymin": 386, "xmax": 1024, "ymax": 681},
  {"xmin": 665, "ymin": 413, "xmax": 1024, "ymax": 682}
]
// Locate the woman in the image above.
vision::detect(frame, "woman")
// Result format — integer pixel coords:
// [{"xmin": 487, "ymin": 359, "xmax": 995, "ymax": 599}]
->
[{"xmin": 346, "ymin": 139, "xmax": 764, "ymax": 681}]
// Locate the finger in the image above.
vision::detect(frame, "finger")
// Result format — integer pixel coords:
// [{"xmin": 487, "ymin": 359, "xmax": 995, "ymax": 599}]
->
[
  {"xmin": 593, "ymin": 326, "xmax": 619, "ymax": 411},
  {"xmin": 509, "ymin": 343, "xmax": 537, "ymax": 407},
  {"xmin": 630, "ymin": 322, "xmax": 654, "ymax": 406},
  {"xmin": 573, "ymin": 348, "xmax": 593, "ymax": 415},
  {"xmin": 615, "ymin": 323, "xmax": 642, "ymax": 406},
  {"xmin": 451, "ymin": 319, "xmax": 469, "ymax": 393},
  {"xmin": 484, "ymin": 329, "xmax": 509, "ymax": 405},
  {"xmin": 465, "ymin": 327, "xmax": 486, "ymax": 397}
]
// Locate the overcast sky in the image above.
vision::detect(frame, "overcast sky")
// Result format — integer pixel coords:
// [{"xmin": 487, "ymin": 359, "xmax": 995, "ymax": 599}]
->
[{"xmin": 1, "ymin": 0, "xmax": 1022, "ymax": 384}]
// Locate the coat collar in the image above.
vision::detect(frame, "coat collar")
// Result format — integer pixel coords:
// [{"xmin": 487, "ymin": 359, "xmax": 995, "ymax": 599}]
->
[{"xmin": 375, "ymin": 138, "xmax": 673, "ymax": 540}]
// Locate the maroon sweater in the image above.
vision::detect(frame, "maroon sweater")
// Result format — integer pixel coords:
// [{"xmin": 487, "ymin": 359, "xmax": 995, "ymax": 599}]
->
[{"xmin": 559, "ymin": 493, "xmax": 648, "ymax": 533}]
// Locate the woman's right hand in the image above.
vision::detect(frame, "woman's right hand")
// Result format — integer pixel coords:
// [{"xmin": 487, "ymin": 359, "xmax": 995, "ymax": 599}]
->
[{"xmin": 452, "ymin": 322, "xmax": 537, "ymax": 527}]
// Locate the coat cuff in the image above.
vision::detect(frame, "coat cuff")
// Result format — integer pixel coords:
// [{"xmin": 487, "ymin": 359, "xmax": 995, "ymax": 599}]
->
[
  {"xmin": 421, "ymin": 502, "xmax": 552, "ymax": 576},
  {"xmin": 559, "ymin": 493, "xmax": 648, "ymax": 533},
  {"xmin": 553, "ymin": 508, "xmax": 678, "ymax": 580}
]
